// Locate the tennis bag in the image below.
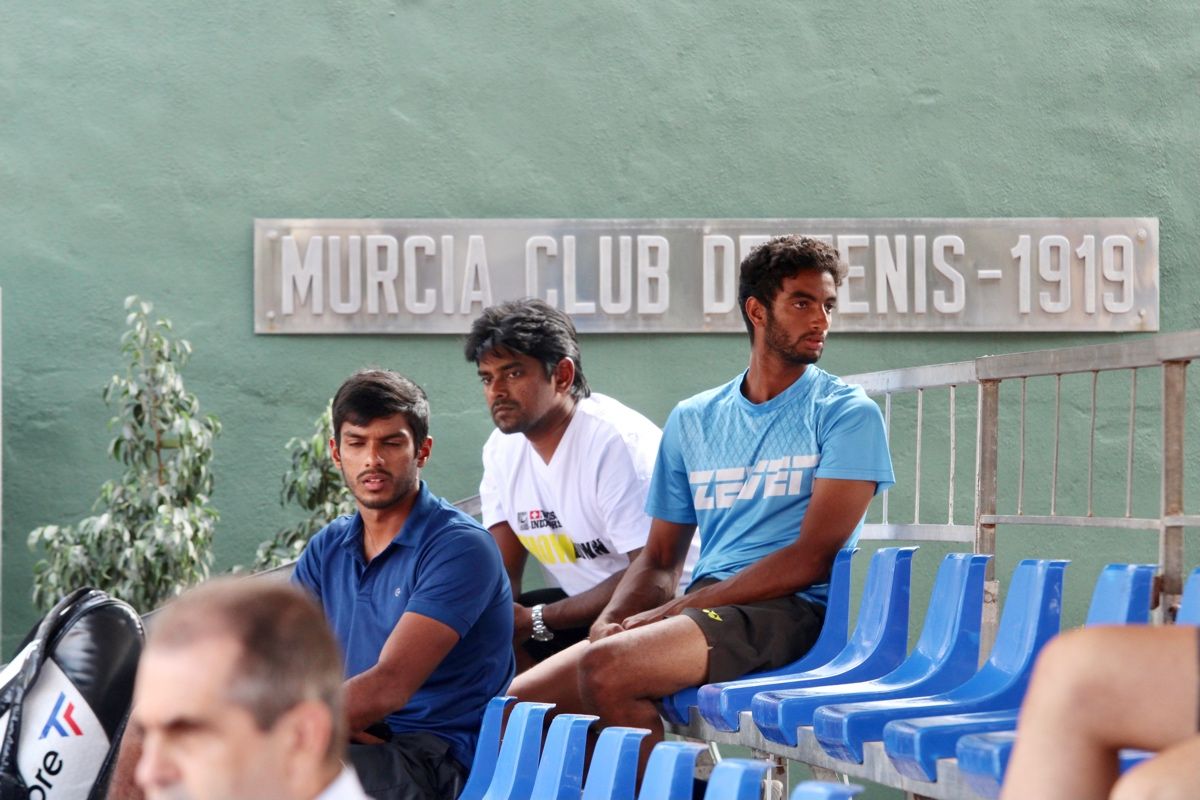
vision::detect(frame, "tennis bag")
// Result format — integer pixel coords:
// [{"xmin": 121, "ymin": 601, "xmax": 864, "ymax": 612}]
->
[{"xmin": 0, "ymin": 588, "xmax": 143, "ymax": 799}]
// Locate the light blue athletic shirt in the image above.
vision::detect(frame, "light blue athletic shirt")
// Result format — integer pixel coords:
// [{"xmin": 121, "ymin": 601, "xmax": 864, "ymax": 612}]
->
[{"xmin": 645, "ymin": 366, "xmax": 895, "ymax": 605}]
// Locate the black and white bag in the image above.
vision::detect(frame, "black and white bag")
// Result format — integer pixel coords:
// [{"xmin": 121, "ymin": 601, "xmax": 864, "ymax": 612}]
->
[{"xmin": 0, "ymin": 588, "xmax": 143, "ymax": 799}]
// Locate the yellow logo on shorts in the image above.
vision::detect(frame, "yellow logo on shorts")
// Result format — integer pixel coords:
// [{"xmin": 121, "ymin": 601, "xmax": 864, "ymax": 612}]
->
[{"xmin": 702, "ymin": 609, "xmax": 722, "ymax": 622}]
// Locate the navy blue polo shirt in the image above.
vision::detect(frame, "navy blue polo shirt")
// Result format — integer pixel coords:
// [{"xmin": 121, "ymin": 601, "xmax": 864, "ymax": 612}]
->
[{"xmin": 293, "ymin": 481, "xmax": 515, "ymax": 769}]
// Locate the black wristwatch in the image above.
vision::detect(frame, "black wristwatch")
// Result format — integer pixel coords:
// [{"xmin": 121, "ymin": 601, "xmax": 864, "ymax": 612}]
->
[{"xmin": 530, "ymin": 604, "xmax": 554, "ymax": 642}]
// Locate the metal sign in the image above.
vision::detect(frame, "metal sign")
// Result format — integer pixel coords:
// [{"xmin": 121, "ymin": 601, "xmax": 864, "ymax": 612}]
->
[{"xmin": 253, "ymin": 218, "xmax": 1158, "ymax": 334}]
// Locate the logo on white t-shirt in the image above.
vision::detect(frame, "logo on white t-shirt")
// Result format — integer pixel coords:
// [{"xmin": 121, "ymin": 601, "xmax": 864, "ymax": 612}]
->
[{"xmin": 516, "ymin": 508, "xmax": 563, "ymax": 531}]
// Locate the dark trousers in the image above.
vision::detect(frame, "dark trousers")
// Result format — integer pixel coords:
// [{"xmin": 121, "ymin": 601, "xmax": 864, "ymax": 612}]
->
[{"xmin": 347, "ymin": 732, "xmax": 467, "ymax": 800}]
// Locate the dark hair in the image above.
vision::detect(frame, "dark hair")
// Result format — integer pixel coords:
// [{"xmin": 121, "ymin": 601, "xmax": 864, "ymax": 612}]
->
[
  {"xmin": 737, "ymin": 235, "xmax": 848, "ymax": 341},
  {"xmin": 148, "ymin": 579, "xmax": 346, "ymax": 763},
  {"xmin": 331, "ymin": 370, "xmax": 430, "ymax": 445},
  {"xmin": 464, "ymin": 299, "xmax": 591, "ymax": 399}
]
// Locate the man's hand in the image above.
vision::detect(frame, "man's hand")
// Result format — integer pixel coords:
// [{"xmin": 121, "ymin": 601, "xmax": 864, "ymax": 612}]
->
[
  {"xmin": 513, "ymin": 603, "xmax": 533, "ymax": 642},
  {"xmin": 589, "ymin": 619, "xmax": 624, "ymax": 641},
  {"xmin": 619, "ymin": 595, "xmax": 688, "ymax": 631},
  {"xmin": 350, "ymin": 729, "xmax": 388, "ymax": 745}
]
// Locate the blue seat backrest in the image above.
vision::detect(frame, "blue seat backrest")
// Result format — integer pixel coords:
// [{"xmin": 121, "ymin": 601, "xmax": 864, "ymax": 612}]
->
[
  {"xmin": 636, "ymin": 741, "xmax": 706, "ymax": 800},
  {"xmin": 581, "ymin": 727, "xmax": 650, "ymax": 800},
  {"xmin": 985, "ymin": 559, "xmax": 1068, "ymax": 677},
  {"xmin": 906, "ymin": 552, "xmax": 991, "ymax": 670},
  {"xmin": 848, "ymin": 546, "xmax": 916, "ymax": 663},
  {"xmin": 460, "ymin": 696, "xmax": 517, "ymax": 800},
  {"xmin": 530, "ymin": 714, "xmax": 598, "ymax": 800},
  {"xmin": 1085, "ymin": 563, "xmax": 1156, "ymax": 625},
  {"xmin": 794, "ymin": 546, "xmax": 858, "ymax": 671},
  {"xmin": 703, "ymin": 759, "xmax": 771, "ymax": 800},
  {"xmin": 1177, "ymin": 567, "xmax": 1200, "ymax": 624},
  {"xmin": 483, "ymin": 702, "xmax": 554, "ymax": 800}
]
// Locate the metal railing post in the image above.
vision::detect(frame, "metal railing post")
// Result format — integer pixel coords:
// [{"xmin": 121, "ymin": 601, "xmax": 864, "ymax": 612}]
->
[
  {"xmin": 975, "ymin": 379, "xmax": 1001, "ymax": 660},
  {"xmin": 1161, "ymin": 360, "xmax": 1188, "ymax": 621}
]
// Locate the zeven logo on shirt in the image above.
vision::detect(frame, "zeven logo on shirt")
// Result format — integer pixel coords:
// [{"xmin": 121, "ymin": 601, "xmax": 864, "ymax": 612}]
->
[{"xmin": 689, "ymin": 455, "xmax": 819, "ymax": 510}]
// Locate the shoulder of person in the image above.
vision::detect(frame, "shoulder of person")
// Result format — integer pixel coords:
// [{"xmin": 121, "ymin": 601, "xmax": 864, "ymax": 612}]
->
[
  {"xmin": 811, "ymin": 369, "xmax": 881, "ymax": 418},
  {"xmin": 305, "ymin": 513, "xmax": 357, "ymax": 551},
  {"xmin": 666, "ymin": 373, "xmax": 744, "ymax": 422},
  {"xmin": 576, "ymin": 393, "xmax": 660, "ymax": 438}
]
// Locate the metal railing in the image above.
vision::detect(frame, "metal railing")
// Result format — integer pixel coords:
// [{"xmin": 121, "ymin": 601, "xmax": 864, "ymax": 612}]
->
[{"xmin": 847, "ymin": 330, "xmax": 1196, "ymax": 627}]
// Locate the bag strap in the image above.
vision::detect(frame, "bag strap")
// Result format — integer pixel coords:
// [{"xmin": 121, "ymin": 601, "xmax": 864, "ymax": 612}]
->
[{"xmin": 0, "ymin": 587, "xmax": 101, "ymax": 781}]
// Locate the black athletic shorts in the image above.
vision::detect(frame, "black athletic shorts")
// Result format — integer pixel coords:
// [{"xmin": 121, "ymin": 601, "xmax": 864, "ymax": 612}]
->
[
  {"xmin": 517, "ymin": 587, "xmax": 591, "ymax": 663},
  {"xmin": 347, "ymin": 732, "xmax": 467, "ymax": 800},
  {"xmin": 680, "ymin": 578, "xmax": 827, "ymax": 684}
]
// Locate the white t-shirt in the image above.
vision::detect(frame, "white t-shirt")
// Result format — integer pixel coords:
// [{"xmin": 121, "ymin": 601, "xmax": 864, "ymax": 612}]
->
[{"xmin": 480, "ymin": 393, "xmax": 697, "ymax": 596}]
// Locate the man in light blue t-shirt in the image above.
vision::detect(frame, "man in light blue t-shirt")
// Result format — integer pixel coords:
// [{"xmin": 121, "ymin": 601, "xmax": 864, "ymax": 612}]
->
[{"xmin": 511, "ymin": 235, "xmax": 895, "ymax": 774}]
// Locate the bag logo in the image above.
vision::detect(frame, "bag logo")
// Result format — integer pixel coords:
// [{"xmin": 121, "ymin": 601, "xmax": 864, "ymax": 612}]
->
[{"xmin": 38, "ymin": 692, "xmax": 83, "ymax": 739}]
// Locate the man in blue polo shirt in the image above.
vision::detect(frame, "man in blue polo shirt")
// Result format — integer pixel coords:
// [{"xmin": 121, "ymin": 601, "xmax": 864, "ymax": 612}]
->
[{"xmin": 293, "ymin": 370, "xmax": 514, "ymax": 800}]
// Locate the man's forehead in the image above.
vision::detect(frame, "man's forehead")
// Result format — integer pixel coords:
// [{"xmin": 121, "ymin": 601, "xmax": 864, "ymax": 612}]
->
[
  {"xmin": 135, "ymin": 638, "xmax": 240, "ymax": 720},
  {"xmin": 478, "ymin": 347, "xmax": 539, "ymax": 369},
  {"xmin": 778, "ymin": 271, "xmax": 838, "ymax": 297},
  {"xmin": 339, "ymin": 413, "xmax": 414, "ymax": 438}
]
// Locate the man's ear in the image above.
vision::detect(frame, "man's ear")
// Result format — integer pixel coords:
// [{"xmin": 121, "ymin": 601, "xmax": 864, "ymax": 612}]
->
[
  {"xmin": 329, "ymin": 436, "xmax": 342, "ymax": 469},
  {"xmin": 745, "ymin": 296, "xmax": 768, "ymax": 334},
  {"xmin": 553, "ymin": 358, "xmax": 576, "ymax": 394},
  {"xmin": 278, "ymin": 700, "xmax": 334, "ymax": 772},
  {"xmin": 417, "ymin": 436, "xmax": 433, "ymax": 467}
]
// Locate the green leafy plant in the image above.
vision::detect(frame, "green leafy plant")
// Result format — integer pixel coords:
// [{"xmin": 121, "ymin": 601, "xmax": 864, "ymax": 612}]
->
[
  {"xmin": 28, "ymin": 296, "xmax": 221, "ymax": 612},
  {"xmin": 251, "ymin": 406, "xmax": 354, "ymax": 571}
]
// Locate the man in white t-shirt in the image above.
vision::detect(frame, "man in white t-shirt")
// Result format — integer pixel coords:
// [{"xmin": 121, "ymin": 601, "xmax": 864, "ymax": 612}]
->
[{"xmin": 466, "ymin": 299, "xmax": 696, "ymax": 670}]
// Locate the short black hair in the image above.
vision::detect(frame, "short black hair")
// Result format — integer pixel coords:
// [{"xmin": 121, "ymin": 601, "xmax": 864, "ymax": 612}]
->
[
  {"xmin": 738, "ymin": 235, "xmax": 848, "ymax": 341},
  {"xmin": 464, "ymin": 299, "xmax": 591, "ymax": 399},
  {"xmin": 330, "ymin": 370, "xmax": 430, "ymax": 445}
]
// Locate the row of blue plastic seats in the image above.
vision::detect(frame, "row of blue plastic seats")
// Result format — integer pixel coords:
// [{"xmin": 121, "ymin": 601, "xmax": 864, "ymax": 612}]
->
[
  {"xmin": 460, "ymin": 696, "xmax": 865, "ymax": 800},
  {"xmin": 661, "ymin": 546, "xmax": 1199, "ymax": 797}
]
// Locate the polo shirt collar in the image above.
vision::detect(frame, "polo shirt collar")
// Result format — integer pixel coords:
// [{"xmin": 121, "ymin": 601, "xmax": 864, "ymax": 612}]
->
[{"xmin": 336, "ymin": 481, "xmax": 440, "ymax": 562}]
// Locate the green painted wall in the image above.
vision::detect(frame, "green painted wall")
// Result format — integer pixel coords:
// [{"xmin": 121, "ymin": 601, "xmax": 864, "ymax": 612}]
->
[{"xmin": 3, "ymin": 5, "xmax": 1199, "ymax": 792}]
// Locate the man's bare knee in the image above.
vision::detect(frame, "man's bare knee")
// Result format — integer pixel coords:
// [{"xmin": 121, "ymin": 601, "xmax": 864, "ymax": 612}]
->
[
  {"xmin": 1026, "ymin": 628, "xmax": 1108, "ymax": 709},
  {"xmin": 579, "ymin": 635, "xmax": 632, "ymax": 702}
]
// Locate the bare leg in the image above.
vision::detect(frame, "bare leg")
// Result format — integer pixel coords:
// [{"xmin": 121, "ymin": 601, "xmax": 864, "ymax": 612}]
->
[
  {"xmin": 1001, "ymin": 625, "xmax": 1199, "ymax": 800},
  {"xmin": 509, "ymin": 617, "xmax": 709, "ymax": 776},
  {"xmin": 1111, "ymin": 733, "xmax": 1200, "ymax": 800},
  {"xmin": 510, "ymin": 639, "xmax": 592, "ymax": 711},
  {"xmin": 579, "ymin": 617, "xmax": 709, "ymax": 774}
]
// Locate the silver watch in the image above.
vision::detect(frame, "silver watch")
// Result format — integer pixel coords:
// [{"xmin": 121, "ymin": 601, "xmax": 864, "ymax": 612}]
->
[{"xmin": 530, "ymin": 604, "xmax": 554, "ymax": 642}]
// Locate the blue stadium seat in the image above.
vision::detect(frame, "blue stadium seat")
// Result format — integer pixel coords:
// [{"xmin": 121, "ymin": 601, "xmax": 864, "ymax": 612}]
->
[
  {"xmin": 788, "ymin": 780, "xmax": 865, "ymax": 799},
  {"xmin": 702, "ymin": 759, "xmax": 770, "ymax": 800},
  {"xmin": 1082, "ymin": 563, "xmax": 1157, "ymax": 626},
  {"xmin": 529, "ymin": 714, "xmax": 599, "ymax": 800},
  {"xmin": 635, "ymin": 741, "xmax": 706, "ymax": 800},
  {"xmin": 1175, "ymin": 566, "xmax": 1200, "ymax": 624},
  {"xmin": 811, "ymin": 559, "xmax": 1068, "ymax": 764},
  {"xmin": 751, "ymin": 552, "xmax": 989, "ymax": 745},
  {"xmin": 661, "ymin": 548, "xmax": 858, "ymax": 726},
  {"xmin": 884, "ymin": 562, "xmax": 1156, "ymax": 781},
  {"xmin": 885, "ymin": 710, "xmax": 1018, "ymax": 782},
  {"xmin": 460, "ymin": 695, "xmax": 517, "ymax": 800},
  {"xmin": 482, "ymin": 701, "xmax": 555, "ymax": 800},
  {"xmin": 581, "ymin": 727, "xmax": 651, "ymax": 800},
  {"xmin": 955, "ymin": 731, "xmax": 1015, "ymax": 799},
  {"xmin": 699, "ymin": 546, "xmax": 916, "ymax": 739},
  {"xmin": 956, "ymin": 732, "xmax": 1154, "ymax": 799}
]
